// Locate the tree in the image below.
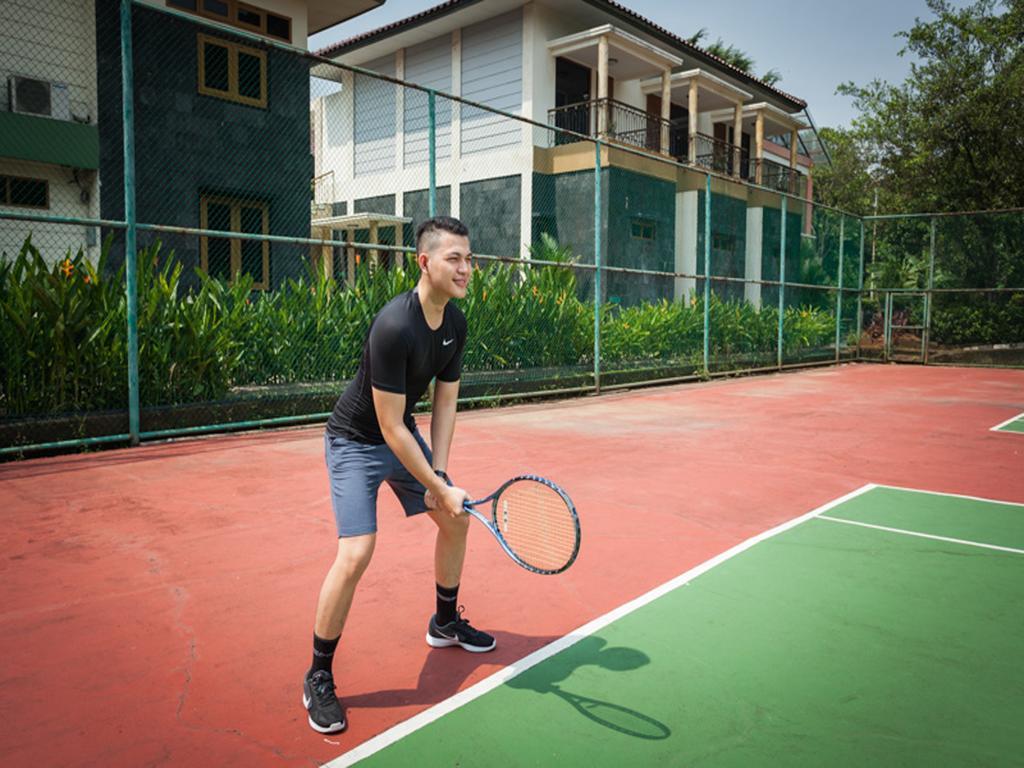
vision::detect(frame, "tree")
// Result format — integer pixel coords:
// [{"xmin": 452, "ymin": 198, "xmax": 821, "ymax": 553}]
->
[
  {"xmin": 819, "ymin": 0, "xmax": 1024, "ymax": 289},
  {"xmin": 837, "ymin": 0, "xmax": 1024, "ymax": 213},
  {"xmin": 687, "ymin": 28, "xmax": 782, "ymax": 86}
]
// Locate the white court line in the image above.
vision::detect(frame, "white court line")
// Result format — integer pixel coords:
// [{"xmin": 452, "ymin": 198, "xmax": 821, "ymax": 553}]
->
[
  {"xmin": 872, "ymin": 483, "xmax": 1024, "ymax": 508},
  {"xmin": 817, "ymin": 515, "xmax": 1024, "ymax": 555},
  {"xmin": 990, "ymin": 412, "xmax": 1024, "ymax": 432},
  {"xmin": 323, "ymin": 483, "xmax": 879, "ymax": 767}
]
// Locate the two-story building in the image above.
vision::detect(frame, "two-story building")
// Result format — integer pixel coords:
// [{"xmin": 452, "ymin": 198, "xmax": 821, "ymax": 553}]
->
[
  {"xmin": 312, "ymin": 0, "xmax": 812, "ymax": 307},
  {"xmin": 2, "ymin": 0, "xmax": 383, "ymax": 283}
]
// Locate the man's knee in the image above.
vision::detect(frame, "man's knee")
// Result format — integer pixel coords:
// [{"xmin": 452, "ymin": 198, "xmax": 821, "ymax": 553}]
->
[
  {"xmin": 334, "ymin": 533, "xmax": 376, "ymax": 578},
  {"xmin": 431, "ymin": 510, "xmax": 470, "ymax": 536}
]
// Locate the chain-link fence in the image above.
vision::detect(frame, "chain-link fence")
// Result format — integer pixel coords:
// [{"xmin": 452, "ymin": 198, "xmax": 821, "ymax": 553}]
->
[{"xmin": 2, "ymin": 1, "xmax": 1021, "ymax": 456}]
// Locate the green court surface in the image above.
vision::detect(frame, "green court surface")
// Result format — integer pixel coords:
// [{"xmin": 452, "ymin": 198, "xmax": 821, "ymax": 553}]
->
[
  {"xmin": 337, "ymin": 486, "xmax": 1024, "ymax": 768},
  {"xmin": 992, "ymin": 413, "xmax": 1024, "ymax": 433}
]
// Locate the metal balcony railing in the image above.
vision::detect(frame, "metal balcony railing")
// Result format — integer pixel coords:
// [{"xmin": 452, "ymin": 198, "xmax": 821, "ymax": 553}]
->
[
  {"xmin": 752, "ymin": 159, "xmax": 805, "ymax": 195},
  {"xmin": 693, "ymin": 132, "xmax": 748, "ymax": 176},
  {"xmin": 547, "ymin": 101, "xmax": 806, "ymax": 198},
  {"xmin": 548, "ymin": 98, "xmax": 679, "ymax": 155}
]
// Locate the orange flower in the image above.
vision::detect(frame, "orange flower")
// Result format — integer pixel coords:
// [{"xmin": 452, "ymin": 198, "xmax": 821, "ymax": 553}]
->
[
  {"xmin": 60, "ymin": 258, "xmax": 74, "ymax": 278},
  {"xmin": 482, "ymin": 289, "xmax": 487, "ymax": 302}
]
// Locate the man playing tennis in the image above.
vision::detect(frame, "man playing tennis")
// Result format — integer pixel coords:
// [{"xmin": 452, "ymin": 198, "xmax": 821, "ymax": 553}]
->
[{"xmin": 303, "ymin": 216, "xmax": 495, "ymax": 735}]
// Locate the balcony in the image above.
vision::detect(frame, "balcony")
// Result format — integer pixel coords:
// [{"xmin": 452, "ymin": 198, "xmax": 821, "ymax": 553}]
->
[
  {"xmin": 693, "ymin": 132, "xmax": 748, "ymax": 176},
  {"xmin": 753, "ymin": 159, "xmax": 805, "ymax": 196},
  {"xmin": 549, "ymin": 98, "xmax": 684, "ymax": 155}
]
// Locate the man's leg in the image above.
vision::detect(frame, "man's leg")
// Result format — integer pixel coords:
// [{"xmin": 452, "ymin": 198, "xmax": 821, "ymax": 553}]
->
[
  {"xmin": 315, "ymin": 533, "xmax": 376, "ymax": 639},
  {"xmin": 424, "ymin": 509, "xmax": 495, "ymax": 652},
  {"xmin": 305, "ymin": 533, "xmax": 375, "ymax": 734},
  {"xmin": 428, "ymin": 507, "xmax": 468, "ymax": 590}
]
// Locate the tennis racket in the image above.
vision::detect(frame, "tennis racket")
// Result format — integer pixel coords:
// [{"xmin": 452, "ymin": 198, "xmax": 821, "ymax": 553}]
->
[{"xmin": 462, "ymin": 475, "xmax": 580, "ymax": 575}]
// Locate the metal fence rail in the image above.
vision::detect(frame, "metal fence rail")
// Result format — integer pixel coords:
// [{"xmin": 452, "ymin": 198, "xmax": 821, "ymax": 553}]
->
[{"xmin": 1, "ymin": 0, "xmax": 1021, "ymax": 457}]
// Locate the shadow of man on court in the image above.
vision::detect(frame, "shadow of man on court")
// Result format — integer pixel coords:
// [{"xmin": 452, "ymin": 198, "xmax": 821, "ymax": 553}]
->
[
  {"xmin": 506, "ymin": 635, "xmax": 671, "ymax": 740},
  {"xmin": 340, "ymin": 629, "xmax": 561, "ymax": 710}
]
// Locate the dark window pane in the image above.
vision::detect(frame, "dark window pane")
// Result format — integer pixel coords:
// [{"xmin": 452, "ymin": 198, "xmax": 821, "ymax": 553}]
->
[
  {"xmin": 168, "ymin": 0, "xmax": 197, "ymax": 10},
  {"xmin": 207, "ymin": 201, "xmax": 231, "ymax": 232},
  {"xmin": 207, "ymin": 238, "xmax": 232, "ymax": 280},
  {"xmin": 237, "ymin": 7, "xmax": 261, "ymax": 27},
  {"xmin": 239, "ymin": 205, "xmax": 263, "ymax": 234},
  {"xmin": 203, "ymin": 42, "xmax": 229, "ymax": 92},
  {"xmin": 240, "ymin": 240, "xmax": 264, "ymax": 281},
  {"xmin": 237, "ymin": 52, "xmax": 262, "ymax": 100},
  {"xmin": 9, "ymin": 177, "xmax": 47, "ymax": 208},
  {"xmin": 266, "ymin": 13, "xmax": 290, "ymax": 40},
  {"xmin": 203, "ymin": 0, "xmax": 228, "ymax": 17}
]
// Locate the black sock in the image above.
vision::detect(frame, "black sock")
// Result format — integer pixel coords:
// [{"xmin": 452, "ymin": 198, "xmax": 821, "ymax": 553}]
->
[
  {"xmin": 436, "ymin": 583, "xmax": 459, "ymax": 625},
  {"xmin": 311, "ymin": 633, "xmax": 340, "ymax": 676}
]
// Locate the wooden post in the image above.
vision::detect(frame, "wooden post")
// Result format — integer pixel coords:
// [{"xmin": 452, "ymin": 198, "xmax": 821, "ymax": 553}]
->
[
  {"xmin": 732, "ymin": 102, "xmax": 743, "ymax": 179},
  {"xmin": 790, "ymin": 127, "xmax": 799, "ymax": 194},
  {"xmin": 687, "ymin": 79, "xmax": 698, "ymax": 164},
  {"xmin": 754, "ymin": 110, "xmax": 764, "ymax": 184},
  {"xmin": 317, "ymin": 226, "xmax": 332, "ymax": 279},
  {"xmin": 597, "ymin": 36, "xmax": 609, "ymax": 136},
  {"xmin": 369, "ymin": 221, "xmax": 379, "ymax": 267},
  {"xmin": 660, "ymin": 69, "xmax": 671, "ymax": 154}
]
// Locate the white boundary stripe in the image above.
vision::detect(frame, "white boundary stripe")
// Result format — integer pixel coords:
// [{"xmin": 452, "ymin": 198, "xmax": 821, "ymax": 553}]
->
[
  {"xmin": 872, "ymin": 483, "xmax": 1024, "ymax": 508},
  {"xmin": 990, "ymin": 411, "xmax": 1024, "ymax": 432},
  {"xmin": 323, "ymin": 483, "xmax": 878, "ymax": 768},
  {"xmin": 818, "ymin": 515, "xmax": 1024, "ymax": 555}
]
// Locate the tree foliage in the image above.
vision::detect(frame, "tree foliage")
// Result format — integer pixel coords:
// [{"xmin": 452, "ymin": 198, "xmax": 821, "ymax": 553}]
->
[{"xmin": 826, "ymin": 0, "xmax": 1024, "ymax": 213}]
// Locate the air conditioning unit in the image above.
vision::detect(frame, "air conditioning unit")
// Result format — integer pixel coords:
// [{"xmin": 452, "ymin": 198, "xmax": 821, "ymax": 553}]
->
[{"xmin": 8, "ymin": 75, "xmax": 71, "ymax": 121}]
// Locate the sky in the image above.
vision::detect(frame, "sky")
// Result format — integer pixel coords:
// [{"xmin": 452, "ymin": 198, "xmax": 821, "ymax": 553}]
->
[{"xmin": 310, "ymin": 0, "xmax": 943, "ymax": 129}]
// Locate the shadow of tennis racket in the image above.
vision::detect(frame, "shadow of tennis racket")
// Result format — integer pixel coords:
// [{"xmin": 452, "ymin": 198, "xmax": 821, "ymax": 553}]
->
[{"xmin": 506, "ymin": 636, "xmax": 671, "ymax": 740}]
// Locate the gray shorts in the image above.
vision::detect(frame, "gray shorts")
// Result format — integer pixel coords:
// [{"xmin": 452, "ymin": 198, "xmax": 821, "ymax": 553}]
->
[{"xmin": 323, "ymin": 429, "xmax": 434, "ymax": 538}]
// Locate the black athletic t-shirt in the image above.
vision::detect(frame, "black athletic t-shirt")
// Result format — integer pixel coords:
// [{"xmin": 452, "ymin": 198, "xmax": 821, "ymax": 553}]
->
[{"xmin": 326, "ymin": 290, "xmax": 467, "ymax": 444}]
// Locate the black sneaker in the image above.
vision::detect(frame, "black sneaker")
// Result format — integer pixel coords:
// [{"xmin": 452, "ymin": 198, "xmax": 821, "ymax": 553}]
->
[
  {"xmin": 426, "ymin": 607, "xmax": 496, "ymax": 653},
  {"xmin": 303, "ymin": 670, "xmax": 346, "ymax": 734}
]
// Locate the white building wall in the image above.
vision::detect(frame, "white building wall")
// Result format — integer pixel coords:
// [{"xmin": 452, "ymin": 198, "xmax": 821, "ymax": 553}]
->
[
  {"xmin": 460, "ymin": 9, "xmax": 523, "ymax": 156},
  {"xmin": 0, "ymin": 0, "xmax": 99, "ymax": 264},
  {"xmin": 403, "ymin": 35, "xmax": 453, "ymax": 167}
]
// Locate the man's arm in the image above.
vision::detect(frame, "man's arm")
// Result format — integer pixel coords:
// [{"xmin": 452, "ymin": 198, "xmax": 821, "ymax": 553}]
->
[
  {"xmin": 372, "ymin": 386, "xmax": 466, "ymax": 518},
  {"xmin": 430, "ymin": 378, "xmax": 460, "ymax": 475}
]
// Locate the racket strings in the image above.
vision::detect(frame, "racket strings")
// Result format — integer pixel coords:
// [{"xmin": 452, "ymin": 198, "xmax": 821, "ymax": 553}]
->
[{"xmin": 495, "ymin": 481, "xmax": 577, "ymax": 571}]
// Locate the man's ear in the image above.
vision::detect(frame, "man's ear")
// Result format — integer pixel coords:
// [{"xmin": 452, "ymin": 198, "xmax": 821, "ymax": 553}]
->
[{"xmin": 417, "ymin": 251, "xmax": 429, "ymax": 271}]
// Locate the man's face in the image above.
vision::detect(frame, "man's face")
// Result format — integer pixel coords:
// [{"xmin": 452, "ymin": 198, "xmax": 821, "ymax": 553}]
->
[{"xmin": 421, "ymin": 231, "xmax": 472, "ymax": 299}]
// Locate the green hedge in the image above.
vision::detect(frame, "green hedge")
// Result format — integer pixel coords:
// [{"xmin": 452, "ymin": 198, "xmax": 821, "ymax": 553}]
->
[{"xmin": 2, "ymin": 236, "xmax": 841, "ymax": 417}]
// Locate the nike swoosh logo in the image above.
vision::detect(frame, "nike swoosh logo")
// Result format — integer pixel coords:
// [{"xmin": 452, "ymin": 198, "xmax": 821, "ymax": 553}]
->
[{"xmin": 443, "ymin": 338, "xmax": 454, "ymax": 346}]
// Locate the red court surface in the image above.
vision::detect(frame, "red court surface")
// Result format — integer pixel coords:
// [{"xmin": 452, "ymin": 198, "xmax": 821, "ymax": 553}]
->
[{"xmin": 1, "ymin": 363, "xmax": 1022, "ymax": 767}]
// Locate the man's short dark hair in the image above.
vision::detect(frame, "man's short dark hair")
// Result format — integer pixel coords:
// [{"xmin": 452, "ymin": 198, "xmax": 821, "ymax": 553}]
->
[{"xmin": 416, "ymin": 216, "xmax": 469, "ymax": 253}]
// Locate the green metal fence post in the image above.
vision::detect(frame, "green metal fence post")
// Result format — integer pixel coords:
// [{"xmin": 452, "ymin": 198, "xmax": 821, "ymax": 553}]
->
[
  {"xmin": 883, "ymin": 291, "xmax": 892, "ymax": 362},
  {"xmin": 703, "ymin": 174, "xmax": 711, "ymax": 376},
  {"xmin": 835, "ymin": 215, "xmax": 845, "ymax": 361},
  {"xmin": 593, "ymin": 140, "xmax": 602, "ymax": 394},
  {"xmin": 428, "ymin": 89, "xmax": 437, "ymax": 218},
  {"xmin": 121, "ymin": 0, "xmax": 140, "ymax": 445},
  {"xmin": 924, "ymin": 217, "xmax": 936, "ymax": 364},
  {"xmin": 777, "ymin": 196, "xmax": 788, "ymax": 369},
  {"xmin": 856, "ymin": 219, "xmax": 865, "ymax": 358}
]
